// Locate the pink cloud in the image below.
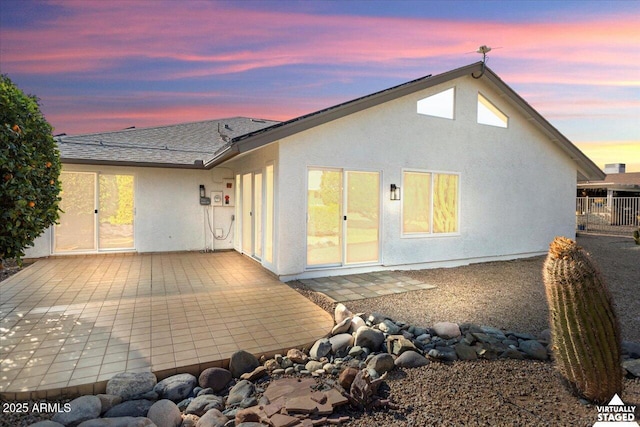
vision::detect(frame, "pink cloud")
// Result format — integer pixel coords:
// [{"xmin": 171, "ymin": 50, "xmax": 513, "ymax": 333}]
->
[{"xmin": 2, "ymin": 2, "xmax": 637, "ymax": 88}]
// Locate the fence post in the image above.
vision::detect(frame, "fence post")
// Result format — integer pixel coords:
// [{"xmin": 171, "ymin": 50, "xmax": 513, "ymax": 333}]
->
[{"xmin": 585, "ymin": 196, "xmax": 589, "ymax": 231}]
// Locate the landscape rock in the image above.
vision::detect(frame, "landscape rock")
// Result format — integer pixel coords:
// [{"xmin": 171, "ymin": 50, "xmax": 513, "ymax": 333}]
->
[
  {"xmin": 386, "ymin": 335, "xmax": 417, "ymax": 356},
  {"xmin": 96, "ymin": 395, "xmax": 122, "ymax": 415},
  {"xmin": 378, "ymin": 319, "xmax": 401, "ymax": 335},
  {"xmin": 499, "ymin": 348, "xmax": 525, "ymax": 360},
  {"xmin": 309, "ymin": 338, "xmax": 332, "ymax": 360},
  {"xmin": 106, "ymin": 372, "xmax": 157, "ymax": 401},
  {"xmin": 367, "ymin": 353, "xmax": 395, "ymax": 375},
  {"xmin": 104, "ymin": 400, "xmax": 153, "ymax": 418},
  {"xmin": 286, "ymin": 348, "xmax": 308, "ymax": 364},
  {"xmin": 77, "ymin": 418, "xmax": 156, "ymax": 427},
  {"xmin": 146, "ymin": 400, "xmax": 181, "ymax": 427},
  {"xmin": 198, "ymin": 367, "xmax": 232, "ymax": 392},
  {"xmin": 519, "ymin": 340, "xmax": 548, "ymax": 360},
  {"xmin": 263, "ymin": 359, "xmax": 280, "ymax": 372},
  {"xmin": 432, "ymin": 322, "xmax": 461, "ymax": 339},
  {"xmin": 52, "ymin": 395, "xmax": 101, "ymax": 427},
  {"xmin": 329, "ymin": 333, "xmax": 354, "ymax": 355},
  {"xmin": 454, "ymin": 342, "xmax": 478, "ymax": 360},
  {"xmin": 623, "ymin": 341, "xmax": 640, "ymax": 359},
  {"xmin": 354, "ymin": 326, "xmax": 385, "ymax": 351},
  {"xmin": 305, "ymin": 360, "xmax": 324, "ymax": 372},
  {"xmin": 240, "ymin": 366, "xmax": 267, "ymax": 381},
  {"xmin": 350, "ymin": 316, "xmax": 366, "ymax": 333},
  {"xmin": 226, "ymin": 380, "xmax": 256, "ymax": 407},
  {"xmin": 27, "ymin": 422, "xmax": 65, "ymax": 427},
  {"xmin": 428, "ymin": 347, "xmax": 458, "ymax": 362},
  {"xmin": 367, "ymin": 312, "xmax": 389, "ymax": 325},
  {"xmin": 623, "ymin": 359, "xmax": 640, "ymax": 377},
  {"xmin": 195, "ymin": 408, "xmax": 227, "ymax": 427},
  {"xmin": 331, "ymin": 317, "xmax": 352, "ymax": 335},
  {"xmin": 394, "ymin": 350, "xmax": 430, "ymax": 368},
  {"xmin": 185, "ymin": 395, "xmax": 224, "ymax": 416},
  {"xmin": 339, "ymin": 366, "xmax": 360, "ymax": 390},
  {"xmin": 228, "ymin": 350, "xmax": 260, "ymax": 378},
  {"xmin": 154, "ymin": 373, "xmax": 197, "ymax": 402},
  {"xmin": 334, "ymin": 303, "xmax": 353, "ymax": 323}
]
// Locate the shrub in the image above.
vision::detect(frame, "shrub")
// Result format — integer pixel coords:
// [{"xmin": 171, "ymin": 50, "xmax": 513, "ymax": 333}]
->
[{"xmin": 0, "ymin": 75, "xmax": 61, "ymax": 267}]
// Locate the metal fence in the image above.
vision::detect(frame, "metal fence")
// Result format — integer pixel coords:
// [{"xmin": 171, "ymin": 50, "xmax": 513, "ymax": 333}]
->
[{"xmin": 576, "ymin": 197, "xmax": 640, "ymax": 235}]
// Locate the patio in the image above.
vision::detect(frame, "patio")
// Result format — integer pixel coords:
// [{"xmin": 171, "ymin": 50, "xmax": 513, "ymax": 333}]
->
[{"xmin": 0, "ymin": 252, "xmax": 333, "ymax": 400}]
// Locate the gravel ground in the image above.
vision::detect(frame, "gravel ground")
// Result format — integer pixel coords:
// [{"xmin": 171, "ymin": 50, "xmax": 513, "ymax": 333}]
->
[{"xmin": 292, "ymin": 234, "xmax": 640, "ymax": 426}]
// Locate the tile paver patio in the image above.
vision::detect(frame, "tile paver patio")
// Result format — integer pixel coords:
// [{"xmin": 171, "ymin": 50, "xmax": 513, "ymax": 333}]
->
[
  {"xmin": 0, "ymin": 252, "xmax": 333, "ymax": 400},
  {"xmin": 298, "ymin": 271, "xmax": 437, "ymax": 302}
]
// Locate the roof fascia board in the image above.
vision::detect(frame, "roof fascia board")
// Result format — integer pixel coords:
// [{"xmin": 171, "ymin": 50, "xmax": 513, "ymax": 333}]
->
[
  {"xmin": 61, "ymin": 158, "xmax": 207, "ymax": 170},
  {"xmin": 482, "ymin": 69, "xmax": 605, "ymax": 181}
]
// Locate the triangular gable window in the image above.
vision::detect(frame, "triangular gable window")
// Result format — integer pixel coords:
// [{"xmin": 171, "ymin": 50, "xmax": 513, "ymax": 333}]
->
[
  {"xmin": 477, "ymin": 93, "xmax": 508, "ymax": 128},
  {"xmin": 417, "ymin": 87, "xmax": 454, "ymax": 119}
]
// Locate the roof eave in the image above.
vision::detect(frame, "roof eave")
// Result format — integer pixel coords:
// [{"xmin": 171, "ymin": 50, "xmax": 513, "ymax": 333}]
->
[{"xmin": 61, "ymin": 157, "xmax": 207, "ymax": 170}]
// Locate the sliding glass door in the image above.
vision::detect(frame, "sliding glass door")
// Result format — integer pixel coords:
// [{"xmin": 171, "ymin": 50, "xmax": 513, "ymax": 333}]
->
[
  {"xmin": 54, "ymin": 172, "xmax": 134, "ymax": 253},
  {"xmin": 307, "ymin": 168, "xmax": 380, "ymax": 267}
]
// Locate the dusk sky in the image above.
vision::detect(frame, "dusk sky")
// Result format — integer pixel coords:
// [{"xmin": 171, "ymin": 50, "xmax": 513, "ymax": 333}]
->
[{"xmin": 1, "ymin": 0, "xmax": 638, "ymax": 171}]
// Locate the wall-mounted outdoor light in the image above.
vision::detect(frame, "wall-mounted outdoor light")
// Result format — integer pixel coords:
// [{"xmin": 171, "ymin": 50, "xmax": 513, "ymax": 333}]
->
[{"xmin": 390, "ymin": 184, "xmax": 401, "ymax": 200}]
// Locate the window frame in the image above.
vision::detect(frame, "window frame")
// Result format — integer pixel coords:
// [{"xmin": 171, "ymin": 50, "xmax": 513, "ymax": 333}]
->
[
  {"xmin": 401, "ymin": 168, "xmax": 461, "ymax": 238},
  {"xmin": 477, "ymin": 92, "xmax": 509, "ymax": 128},
  {"xmin": 416, "ymin": 87, "xmax": 456, "ymax": 120}
]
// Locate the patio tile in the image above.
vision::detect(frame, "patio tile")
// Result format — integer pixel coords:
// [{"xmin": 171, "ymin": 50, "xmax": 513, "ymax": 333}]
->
[{"xmin": 0, "ymin": 252, "xmax": 333, "ymax": 399}]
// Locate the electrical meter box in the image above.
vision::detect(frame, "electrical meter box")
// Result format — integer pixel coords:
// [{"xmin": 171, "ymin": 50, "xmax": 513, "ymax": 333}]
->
[{"xmin": 222, "ymin": 179, "xmax": 235, "ymax": 206}]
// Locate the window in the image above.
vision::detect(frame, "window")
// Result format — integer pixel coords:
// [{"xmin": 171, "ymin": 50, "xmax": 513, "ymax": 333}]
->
[
  {"xmin": 402, "ymin": 170, "xmax": 459, "ymax": 235},
  {"xmin": 417, "ymin": 87, "xmax": 455, "ymax": 119},
  {"xmin": 477, "ymin": 93, "xmax": 508, "ymax": 128}
]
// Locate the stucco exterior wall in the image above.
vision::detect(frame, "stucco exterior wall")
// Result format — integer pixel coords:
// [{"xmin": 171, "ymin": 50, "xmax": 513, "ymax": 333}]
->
[
  {"xmin": 25, "ymin": 164, "xmax": 237, "ymax": 258},
  {"xmin": 275, "ymin": 74, "xmax": 577, "ymax": 278}
]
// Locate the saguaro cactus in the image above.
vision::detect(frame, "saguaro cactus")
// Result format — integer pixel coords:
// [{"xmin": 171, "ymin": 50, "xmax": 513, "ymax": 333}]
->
[{"xmin": 542, "ymin": 236, "xmax": 622, "ymax": 403}]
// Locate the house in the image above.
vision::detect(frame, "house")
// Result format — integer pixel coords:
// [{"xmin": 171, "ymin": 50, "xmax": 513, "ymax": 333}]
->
[
  {"xmin": 578, "ymin": 163, "xmax": 640, "ymax": 197},
  {"xmin": 26, "ymin": 62, "xmax": 605, "ymax": 280}
]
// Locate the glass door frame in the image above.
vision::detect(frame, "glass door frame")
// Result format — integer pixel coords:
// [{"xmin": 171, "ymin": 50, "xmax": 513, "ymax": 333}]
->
[
  {"xmin": 53, "ymin": 171, "xmax": 135, "ymax": 254},
  {"xmin": 305, "ymin": 167, "xmax": 382, "ymax": 269}
]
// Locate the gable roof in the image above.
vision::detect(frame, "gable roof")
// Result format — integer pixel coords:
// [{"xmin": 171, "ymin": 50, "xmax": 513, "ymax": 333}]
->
[
  {"xmin": 211, "ymin": 62, "xmax": 603, "ymax": 181},
  {"xmin": 57, "ymin": 62, "xmax": 604, "ymax": 181},
  {"xmin": 57, "ymin": 117, "xmax": 280, "ymax": 168}
]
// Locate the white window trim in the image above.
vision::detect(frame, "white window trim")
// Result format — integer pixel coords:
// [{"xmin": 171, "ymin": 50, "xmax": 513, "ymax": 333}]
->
[
  {"xmin": 401, "ymin": 168, "xmax": 461, "ymax": 238},
  {"xmin": 477, "ymin": 92, "xmax": 508, "ymax": 128}
]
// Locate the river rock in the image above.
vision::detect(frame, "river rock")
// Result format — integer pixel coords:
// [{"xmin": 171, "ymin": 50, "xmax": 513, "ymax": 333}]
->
[
  {"xmin": 432, "ymin": 322, "xmax": 461, "ymax": 339},
  {"xmin": 519, "ymin": 340, "xmax": 548, "ymax": 360},
  {"xmin": 331, "ymin": 317, "xmax": 352, "ymax": 335},
  {"xmin": 198, "ymin": 367, "xmax": 232, "ymax": 392},
  {"xmin": 329, "ymin": 333, "xmax": 354, "ymax": 356},
  {"xmin": 387, "ymin": 335, "xmax": 417, "ymax": 356},
  {"xmin": 286, "ymin": 348, "xmax": 308, "ymax": 364},
  {"xmin": 106, "ymin": 372, "xmax": 157, "ymax": 401},
  {"xmin": 454, "ymin": 342, "xmax": 478, "ymax": 360},
  {"xmin": 229, "ymin": 350, "xmax": 260, "ymax": 378},
  {"xmin": 27, "ymin": 422, "xmax": 65, "ymax": 427},
  {"xmin": 354, "ymin": 326, "xmax": 384, "ymax": 351},
  {"xmin": 623, "ymin": 359, "xmax": 640, "ymax": 377},
  {"xmin": 146, "ymin": 399, "xmax": 181, "ymax": 427},
  {"xmin": 350, "ymin": 316, "xmax": 366, "ymax": 333},
  {"xmin": 77, "ymin": 418, "xmax": 156, "ymax": 427},
  {"xmin": 96, "ymin": 395, "xmax": 122, "ymax": 415},
  {"xmin": 367, "ymin": 353, "xmax": 395, "ymax": 375},
  {"xmin": 185, "ymin": 395, "xmax": 224, "ymax": 416},
  {"xmin": 154, "ymin": 373, "xmax": 197, "ymax": 402},
  {"xmin": 51, "ymin": 395, "xmax": 101, "ymax": 426},
  {"xmin": 309, "ymin": 338, "xmax": 332, "ymax": 360},
  {"xmin": 378, "ymin": 319, "xmax": 400, "ymax": 335},
  {"xmin": 623, "ymin": 341, "xmax": 640, "ymax": 359},
  {"xmin": 226, "ymin": 380, "xmax": 256, "ymax": 407},
  {"xmin": 394, "ymin": 350, "xmax": 430, "ymax": 368},
  {"xmin": 104, "ymin": 400, "xmax": 153, "ymax": 418},
  {"xmin": 334, "ymin": 303, "xmax": 353, "ymax": 323},
  {"xmin": 195, "ymin": 408, "xmax": 228, "ymax": 427},
  {"xmin": 305, "ymin": 360, "xmax": 323, "ymax": 372}
]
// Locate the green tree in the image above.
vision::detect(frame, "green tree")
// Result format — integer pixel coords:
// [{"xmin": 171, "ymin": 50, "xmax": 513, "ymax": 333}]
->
[{"xmin": 1, "ymin": 75, "xmax": 61, "ymax": 267}]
